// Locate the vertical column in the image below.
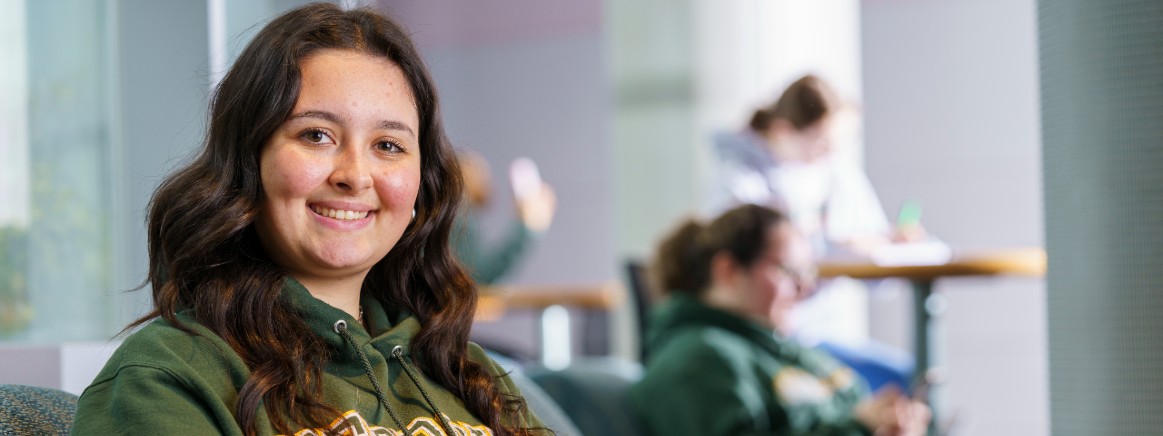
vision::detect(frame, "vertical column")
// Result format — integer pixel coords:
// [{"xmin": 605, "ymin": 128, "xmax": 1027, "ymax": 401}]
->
[
  {"xmin": 0, "ymin": 0, "xmax": 31, "ymax": 337},
  {"xmin": 1041, "ymin": 1, "xmax": 1163, "ymax": 434}
]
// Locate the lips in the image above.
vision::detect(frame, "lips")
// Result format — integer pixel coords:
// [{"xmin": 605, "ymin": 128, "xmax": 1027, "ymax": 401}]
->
[{"xmin": 311, "ymin": 205, "xmax": 370, "ymax": 221}]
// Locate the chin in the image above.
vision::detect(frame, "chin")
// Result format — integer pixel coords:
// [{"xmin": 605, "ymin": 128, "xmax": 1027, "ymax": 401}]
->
[{"xmin": 312, "ymin": 252, "xmax": 378, "ymax": 273}]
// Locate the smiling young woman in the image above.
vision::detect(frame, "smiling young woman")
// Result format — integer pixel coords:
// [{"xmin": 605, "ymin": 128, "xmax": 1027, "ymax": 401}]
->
[
  {"xmin": 255, "ymin": 49, "xmax": 423, "ymax": 316},
  {"xmin": 71, "ymin": 4, "xmax": 547, "ymax": 436}
]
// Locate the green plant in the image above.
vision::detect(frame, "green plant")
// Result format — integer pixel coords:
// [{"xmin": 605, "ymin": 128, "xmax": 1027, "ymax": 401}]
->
[{"xmin": 0, "ymin": 225, "xmax": 32, "ymax": 336}]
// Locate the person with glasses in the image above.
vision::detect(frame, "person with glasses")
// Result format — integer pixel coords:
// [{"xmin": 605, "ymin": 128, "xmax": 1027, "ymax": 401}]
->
[{"xmin": 630, "ymin": 204, "xmax": 929, "ymax": 435}]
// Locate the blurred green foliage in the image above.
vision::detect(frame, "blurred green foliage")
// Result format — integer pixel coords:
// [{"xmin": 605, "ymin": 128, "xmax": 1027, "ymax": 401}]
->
[{"xmin": 0, "ymin": 226, "xmax": 32, "ymax": 336}]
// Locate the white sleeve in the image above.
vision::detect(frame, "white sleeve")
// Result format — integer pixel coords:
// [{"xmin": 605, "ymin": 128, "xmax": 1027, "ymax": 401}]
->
[
  {"xmin": 823, "ymin": 163, "xmax": 891, "ymax": 243},
  {"xmin": 705, "ymin": 160, "xmax": 773, "ymax": 215}
]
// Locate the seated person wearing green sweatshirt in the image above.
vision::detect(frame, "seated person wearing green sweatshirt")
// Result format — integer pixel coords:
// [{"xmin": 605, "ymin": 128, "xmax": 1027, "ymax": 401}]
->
[
  {"xmin": 72, "ymin": 5, "xmax": 547, "ymax": 436},
  {"xmin": 631, "ymin": 204, "xmax": 928, "ymax": 436}
]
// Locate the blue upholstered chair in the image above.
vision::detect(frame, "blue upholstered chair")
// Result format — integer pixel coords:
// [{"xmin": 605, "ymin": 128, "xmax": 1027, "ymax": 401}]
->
[
  {"xmin": 525, "ymin": 357, "xmax": 647, "ymax": 436},
  {"xmin": 0, "ymin": 384, "xmax": 78, "ymax": 435},
  {"xmin": 488, "ymin": 351, "xmax": 585, "ymax": 436}
]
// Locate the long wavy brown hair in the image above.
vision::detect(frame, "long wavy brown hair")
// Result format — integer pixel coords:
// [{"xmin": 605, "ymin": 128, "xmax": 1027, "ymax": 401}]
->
[{"xmin": 134, "ymin": 4, "xmax": 535, "ymax": 435}]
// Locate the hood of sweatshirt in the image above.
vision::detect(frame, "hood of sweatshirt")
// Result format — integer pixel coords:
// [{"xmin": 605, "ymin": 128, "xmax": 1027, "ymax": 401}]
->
[
  {"xmin": 282, "ymin": 276, "xmax": 420, "ymax": 358},
  {"xmin": 279, "ymin": 277, "xmax": 497, "ymax": 435},
  {"xmin": 646, "ymin": 293, "xmax": 806, "ymax": 368}
]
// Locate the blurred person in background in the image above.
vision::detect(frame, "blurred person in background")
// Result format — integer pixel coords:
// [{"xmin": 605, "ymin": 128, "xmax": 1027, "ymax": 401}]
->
[
  {"xmin": 71, "ymin": 4, "xmax": 548, "ymax": 435},
  {"xmin": 710, "ymin": 75, "xmax": 923, "ymax": 391},
  {"xmin": 631, "ymin": 204, "xmax": 929, "ymax": 436},
  {"xmin": 710, "ymin": 74, "xmax": 923, "ymax": 255},
  {"xmin": 454, "ymin": 150, "xmax": 556, "ymax": 285}
]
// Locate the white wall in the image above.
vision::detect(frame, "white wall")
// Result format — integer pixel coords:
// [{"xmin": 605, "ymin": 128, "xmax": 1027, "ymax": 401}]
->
[
  {"xmin": 0, "ymin": 343, "xmax": 120, "ymax": 395},
  {"xmin": 861, "ymin": 0, "xmax": 1045, "ymax": 434}
]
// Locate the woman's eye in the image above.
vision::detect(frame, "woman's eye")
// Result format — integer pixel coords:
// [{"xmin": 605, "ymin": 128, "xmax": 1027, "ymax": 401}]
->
[
  {"xmin": 300, "ymin": 129, "xmax": 331, "ymax": 144},
  {"xmin": 376, "ymin": 141, "xmax": 404, "ymax": 154}
]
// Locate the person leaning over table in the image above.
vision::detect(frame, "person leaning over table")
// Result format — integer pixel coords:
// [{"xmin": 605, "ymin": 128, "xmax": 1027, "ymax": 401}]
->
[
  {"xmin": 630, "ymin": 204, "xmax": 929, "ymax": 436},
  {"xmin": 71, "ymin": 4, "xmax": 549, "ymax": 436}
]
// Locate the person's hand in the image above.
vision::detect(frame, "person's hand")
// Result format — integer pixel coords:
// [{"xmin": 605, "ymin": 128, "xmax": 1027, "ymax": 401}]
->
[
  {"xmin": 892, "ymin": 223, "xmax": 928, "ymax": 243},
  {"xmin": 891, "ymin": 399, "xmax": 931, "ymax": 436},
  {"xmin": 855, "ymin": 387, "xmax": 902, "ymax": 431},
  {"xmin": 855, "ymin": 387, "xmax": 931, "ymax": 435},
  {"xmin": 509, "ymin": 158, "xmax": 556, "ymax": 232},
  {"xmin": 515, "ymin": 183, "xmax": 556, "ymax": 233}
]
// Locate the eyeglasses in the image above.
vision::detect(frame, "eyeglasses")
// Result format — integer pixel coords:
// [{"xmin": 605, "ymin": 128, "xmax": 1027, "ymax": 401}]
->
[{"xmin": 763, "ymin": 257, "xmax": 818, "ymax": 287}]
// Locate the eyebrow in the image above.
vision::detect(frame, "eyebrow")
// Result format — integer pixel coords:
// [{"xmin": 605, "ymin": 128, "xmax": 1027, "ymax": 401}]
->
[{"xmin": 288, "ymin": 110, "xmax": 416, "ymax": 137}]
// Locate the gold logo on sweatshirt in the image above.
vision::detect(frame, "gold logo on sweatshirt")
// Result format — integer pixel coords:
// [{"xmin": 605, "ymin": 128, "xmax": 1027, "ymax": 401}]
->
[
  {"xmin": 291, "ymin": 410, "xmax": 493, "ymax": 436},
  {"xmin": 774, "ymin": 368, "xmax": 835, "ymax": 405}
]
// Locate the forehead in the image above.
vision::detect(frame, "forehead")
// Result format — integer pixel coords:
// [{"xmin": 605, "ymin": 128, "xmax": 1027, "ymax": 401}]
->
[
  {"xmin": 767, "ymin": 222, "xmax": 812, "ymax": 261},
  {"xmin": 294, "ymin": 49, "xmax": 419, "ymax": 127}
]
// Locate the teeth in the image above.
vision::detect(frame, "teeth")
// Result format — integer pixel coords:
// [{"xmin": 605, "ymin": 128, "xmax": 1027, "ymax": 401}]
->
[{"xmin": 312, "ymin": 206, "xmax": 369, "ymax": 221}]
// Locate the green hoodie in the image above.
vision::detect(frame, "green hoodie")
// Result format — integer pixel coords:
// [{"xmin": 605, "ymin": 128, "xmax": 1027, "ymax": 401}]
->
[
  {"xmin": 630, "ymin": 294, "xmax": 871, "ymax": 436},
  {"xmin": 72, "ymin": 278, "xmax": 542, "ymax": 435},
  {"xmin": 452, "ymin": 211, "xmax": 537, "ymax": 285}
]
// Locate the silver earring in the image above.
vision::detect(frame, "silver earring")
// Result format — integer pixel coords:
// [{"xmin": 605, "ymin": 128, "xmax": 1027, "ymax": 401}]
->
[{"xmin": 412, "ymin": 209, "xmax": 416, "ymax": 219}]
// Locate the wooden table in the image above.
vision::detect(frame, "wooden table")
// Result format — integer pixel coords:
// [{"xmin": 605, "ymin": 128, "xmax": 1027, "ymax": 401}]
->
[
  {"xmin": 476, "ymin": 282, "xmax": 625, "ymax": 368},
  {"xmin": 476, "ymin": 282, "xmax": 625, "ymax": 322},
  {"xmin": 818, "ymin": 247, "xmax": 1046, "ymax": 432}
]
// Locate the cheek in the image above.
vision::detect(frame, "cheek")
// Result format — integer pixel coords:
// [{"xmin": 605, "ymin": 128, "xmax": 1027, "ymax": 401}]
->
[
  {"xmin": 376, "ymin": 166, "xmax": 422, "ymax": 207},
  {"xmin": 760, "ymin": 274, "xmax": 793, "ymax": 304},
  {"xmin": 263, "ymin": 150, "xmax": 329, "ymax": 200}
]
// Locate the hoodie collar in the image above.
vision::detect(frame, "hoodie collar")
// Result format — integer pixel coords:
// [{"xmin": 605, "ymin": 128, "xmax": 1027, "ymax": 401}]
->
[
  {"xmin": 280, "ymin": 277, "xmax": 418, "ymax": 359},
  {"xmin": 648, "ymin": 293, "xmax": 800, "ymax": 362}
]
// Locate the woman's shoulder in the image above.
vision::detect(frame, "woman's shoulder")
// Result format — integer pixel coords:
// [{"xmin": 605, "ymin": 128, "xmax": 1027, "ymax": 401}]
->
[
  {"xmin": 91, "ymin": 315, "xmax": 247, "ymax": 388},
  {"xmin": 74, "ymin": 316, "xmax": 253, "ymax": 435},
  {"xmin": 120, "ymin": 314, "xmax": 231, "ymax": 355},
  {"xmin": 648, "ymin": 324, "xmax": 760, "ymax": 374},
  {"xmin": 465, "ymin": 341, "xmax": 508, "ymax": 375}
]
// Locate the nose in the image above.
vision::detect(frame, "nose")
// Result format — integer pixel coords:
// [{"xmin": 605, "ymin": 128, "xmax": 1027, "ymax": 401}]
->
[
  {"xmin": 795, "ymin": 276, "xmax": 817, "ymax": 300},
  {"xmin": 329, "ymin": 145, "xmax": 373, "ymax": 192}
]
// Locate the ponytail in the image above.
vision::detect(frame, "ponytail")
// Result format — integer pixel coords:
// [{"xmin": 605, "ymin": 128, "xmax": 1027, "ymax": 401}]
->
[
  {"xmin": 654, "ymin": 219, "xmax": 712, "ymax": 296},
  {"xmin": 749, "ymin": 108, "xmax": 777, "ymax": 132}
]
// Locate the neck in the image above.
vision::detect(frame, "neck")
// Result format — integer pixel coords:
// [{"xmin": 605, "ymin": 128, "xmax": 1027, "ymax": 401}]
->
[
  {"xmin": 755, "ymin": 129, "xmax": 789, "ymax": 160},
  {"xmin": 701, "ymin": 287, "xmax": 775, "ymax": 330},
  {"xmin": 292, "ymin": 273, "xmax": 366, "ymax": 320}
]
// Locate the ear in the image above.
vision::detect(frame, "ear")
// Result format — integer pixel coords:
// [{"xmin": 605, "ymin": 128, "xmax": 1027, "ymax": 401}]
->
[{"xmin": 709, "ymin": 251, "xmax": 740, "ymax": 288}]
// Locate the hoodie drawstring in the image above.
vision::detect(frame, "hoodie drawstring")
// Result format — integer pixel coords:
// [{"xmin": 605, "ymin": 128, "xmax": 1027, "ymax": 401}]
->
[
  {"xmin": 391, "ymin": 345, "xmax": 455, "ymax": 436},
  {"xmin": 333, "ymin": 319, "xmax": 455, "ymax": 436}
]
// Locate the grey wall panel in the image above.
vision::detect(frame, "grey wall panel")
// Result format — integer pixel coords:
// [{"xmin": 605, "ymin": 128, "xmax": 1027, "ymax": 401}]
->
[{"xmin": 1041, "ymin": 1, "xmax": 1163, "ymax": 434}]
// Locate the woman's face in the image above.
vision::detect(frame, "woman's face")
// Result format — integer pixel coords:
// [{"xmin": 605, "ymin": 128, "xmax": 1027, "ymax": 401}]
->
[
  {"xmin": 769, "ymin": 116, "xmax": 839, "ymax": 163},
  {"xmin": 740, "ymin": 223, "xmax": 815, "ymax": 330},
  {"xmin": 256, "ymin": 49, "xmax": 421, "ymax": 287},
  {"xmin": 794, "ymin": 117, "xmax": 837, "ymax": 161}
]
